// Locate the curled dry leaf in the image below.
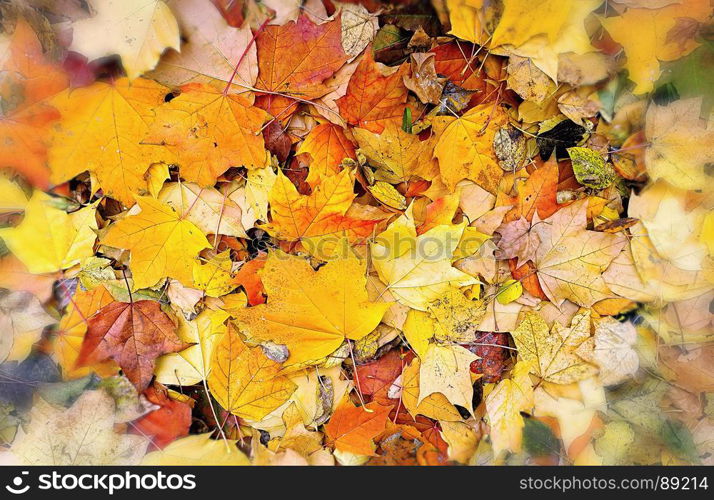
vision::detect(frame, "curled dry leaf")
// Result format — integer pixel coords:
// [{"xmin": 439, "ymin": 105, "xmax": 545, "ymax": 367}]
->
[
  {"xmin": 339, "ymin": 2, "xmax": 379, "ymax": 61},
  {"xmin": 403, "ymin": 52, "xmax": 446, "ymax": 105}
]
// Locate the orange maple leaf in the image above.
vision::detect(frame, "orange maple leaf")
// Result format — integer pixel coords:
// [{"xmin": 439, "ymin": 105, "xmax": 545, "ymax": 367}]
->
[
  {"xmin": 55, "ymin": 284, "xmax": 119, "ymax": 379},
  {"xmin": 263, "ymin": 169, "xmax": 379, "ymax": 255},
  {"xmin": 2, "ymin": 20, "xmax": 68, "ymax": 109},
  {"xmin": 254, "ymin": 94, "xmax": 300, "ymax": 125},
  {"xmin": 431, "ymin": 41, "xmax": 492, "ymax": 93},
  {"xmin": 337, "ymin": 48, "xmax": 409, "ymax": 133},
  {"xmin": 501, "ymin": 160, "xmax": 560, "ymax": 223},
  {"xmin": 297, "ymin": 123, "xmax": 356, "ymax": 187},
  {"xmin": 133, "ymin": 384, "xmax": 192, "ymax": 450},
  {"xmin": 509, "ymin": 258, "xmax": 547, "ymax": 301},
  {"xmin": 325, "ymin": 401, "xmax": 392, "ymax": 456},
  {"xmin": 145, "ymin": 83, "xmax": 270, "ymax": 186},
  {"xmin": 232, "ymin": 253, "xmax": 267, "ymax": 306},
  {"xmin": 255, "ymin": 15, "xmax": 348, "ymax": 101},
  {"xmin": 49, "ymin": 78, "xmax": 175, "ymax": 206},
  {"xmin": 0, "ymin": 20, "xmax": 68, "ymax": 188},
  {"xmin": 354, "ymin": 349, "xmax": 405, "ymax": 406}
]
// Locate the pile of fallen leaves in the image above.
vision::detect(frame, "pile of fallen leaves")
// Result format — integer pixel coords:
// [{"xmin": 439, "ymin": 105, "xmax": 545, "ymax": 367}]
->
[{"xmin": 0, "ymin": 0, "xmax": 712, "ymax": 466}]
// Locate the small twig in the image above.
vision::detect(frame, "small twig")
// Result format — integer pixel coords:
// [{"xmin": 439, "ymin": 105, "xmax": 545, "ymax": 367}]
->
[{"xmin": 122, "ymin": 268, "xmax": 133, "ymax": 304}]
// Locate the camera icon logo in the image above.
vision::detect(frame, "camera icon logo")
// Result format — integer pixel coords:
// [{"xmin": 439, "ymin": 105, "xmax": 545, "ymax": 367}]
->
[{"xmin": 5, "ymin": 471, "xmax": 30, "ymax": 494}]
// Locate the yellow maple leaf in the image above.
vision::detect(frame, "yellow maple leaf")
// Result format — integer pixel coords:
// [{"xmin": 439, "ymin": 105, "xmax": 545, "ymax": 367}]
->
[
  {"xmin": 0, "ymin": 176, "xmax": 27, "ymax": 213},
  {"xmin": 427, "ymin": 288, "xmax": 487, "ymax": 341},
  {"xmin": 644, "ymin": 98, "xmax": 714, "ymax": 192},
  {"xmin": 506, "ymin": 55, "xmax": 557, "ymax": 103},
  {"xmin": 601, "ymin": 1, "xmax": 712, "ymax": 94},
  {"xmin": 353, "ymin": 121, "xmax": 435, "ymax": 183},
  {"xmin": 402, "ymin": 311, "xmax": 433, "ymax": 358},
  {"xmin": 70, "ymin": 0, "xmax": 180, "ymax": 80},
  {"xmin": 511, "ymin": 310, "xmax": 598, "ymax": 385},
  {"xmin": 490, "ymin": 0, "xmax": 600, "ymax": 81},
  {"xmin": 401, "ymin": 357, "xmax": 463, "ymax": 422},
  {"xmin": 418, "ymin": 343, "xmax": 478, "ymax": 412},
  {"xmin": 440, "ymin": 420, "xmax": 480, "ymax": 464},
  {"xmin": 0, "ymin": 192, "xmax": 98, "ymax": 274},
  {"xmin": 403, "ymin": 289, "xmax": 486, "ymax": 354},
  {"xmin": 368, "ymin": 181, "xmax": 408, "ymax": 210},
  {"xmin": 241, "ymin": 166, "xmax": 277, "ymax": 223},
  {"xmin": 145, "ymin": 163, "xmax": 170, "ymax": 198},
  {"xmin": 142, "ymin": 433, "xmax": 250, "ymax": 465},
  {"xmin": 371, "ymin": 209, "xmax": 478, "ymax": 311},
  {"xmin": 296, "ymin": 123, "xmax": 356, "ymax": 188},
  {"xmin": 446, "ymin": 0, "xmax": 497, "ymax": 45},
  {"xmin": 193, "ymin": 251, "xmax": 235, "ymax": 298},
  {"xmin": 154, "ymin": 309, "xmax": 230, "ymax": 386},
  {"xmin": 484, "ymin": 359, "xmax": 534, "ymax": 454},
  {"xmin": 433, "ymin": 103, "xmax": 509, "ymax": 193},
  {"xmin": 208, "ymin": 324, "xmax": 296, "ymax": 420},
  {"xmin": 101, "ymin": 196, "xmax": 211, "ymax": 290},
  {"xmin": 218, "ymin": 292, "xmax": 249, "ymax": 317},
  {"xmin": 491, "ymin": 0, "xmax": 579, "ymax": 48},
  {"xmin": 48, "ymin": 78, "xmax": 173, "ymax": 206},
  {"xmin": 278, "ymin": 403, "xmax": 326, "ymax": 456},
  {"xmin": 234, "ymin": 250, "xmax": 390, "ymax": 367}
]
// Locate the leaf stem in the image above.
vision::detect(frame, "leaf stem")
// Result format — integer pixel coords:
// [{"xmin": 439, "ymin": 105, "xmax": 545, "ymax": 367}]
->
[{"xmin": 223, "ymin": 17, "xmax": 271, "ymax": 95}]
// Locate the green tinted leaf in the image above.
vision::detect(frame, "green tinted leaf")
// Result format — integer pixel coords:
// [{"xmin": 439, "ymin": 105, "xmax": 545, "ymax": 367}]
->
[
  {"xmin": 523, "ymin": 418, "xmax": 560, "ymax": 457},
  {"xmin": 660, "ymin": 41, "xmax": 714, "ymax": 115},
  {"xmin": 402, "ymin": 107, "xmax": 412, "ymax": 134},
  {"xmin": 567, "ymin": 147, "xmax": 616, "ymax": 189},
  {"xmin": 660, "ymin": 419, "xmax": 700, "ymax": 464}
]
